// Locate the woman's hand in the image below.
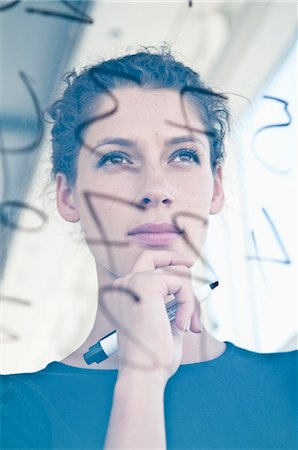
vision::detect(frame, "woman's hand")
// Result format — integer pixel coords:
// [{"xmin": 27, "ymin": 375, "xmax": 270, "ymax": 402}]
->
[{"xmin": 108, "ymin": 249, "xmax": 201, "ymax": 384}]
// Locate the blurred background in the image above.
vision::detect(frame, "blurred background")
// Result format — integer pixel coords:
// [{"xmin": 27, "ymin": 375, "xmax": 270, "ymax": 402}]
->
[{"xmin": 0, "ymin": 0, "xmax": 297, "ymax": 374}]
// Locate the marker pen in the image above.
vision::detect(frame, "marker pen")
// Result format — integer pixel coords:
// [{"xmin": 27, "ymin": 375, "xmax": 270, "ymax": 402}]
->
[{"xmin": 83, "ymin": 281, "xmax": 218, "ymax": 365}]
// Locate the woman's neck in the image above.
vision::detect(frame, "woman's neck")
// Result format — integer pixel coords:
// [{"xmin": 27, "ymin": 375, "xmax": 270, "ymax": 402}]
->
[
  {"xmin": 60, "ymin": 323, "xmax": 226, "ymax": 371},
  {"xmin": 59, "ymin": 261, "xmax": 226, "ymax": 370}
]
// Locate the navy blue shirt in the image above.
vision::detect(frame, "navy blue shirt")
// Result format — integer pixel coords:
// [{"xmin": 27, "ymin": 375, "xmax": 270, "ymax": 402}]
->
[{"xmin": 1, "ymin": 341, "xmax": 297, "ymax": 449}]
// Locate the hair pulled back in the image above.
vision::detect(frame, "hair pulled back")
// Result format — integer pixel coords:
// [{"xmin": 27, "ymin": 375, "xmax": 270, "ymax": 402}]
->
[{"xmin": 48, "ymin": 47, "xmax": 230, "ymax": 187}]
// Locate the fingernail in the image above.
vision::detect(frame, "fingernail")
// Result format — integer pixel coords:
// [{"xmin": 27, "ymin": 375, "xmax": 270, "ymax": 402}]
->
[{"xmin": 184, "ymin": 318, "xmax": 191, "ymax": 332}]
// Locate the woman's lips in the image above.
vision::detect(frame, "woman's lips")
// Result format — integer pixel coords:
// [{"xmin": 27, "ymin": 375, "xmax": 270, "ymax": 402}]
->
[
  {"xmin": 127, "ymin": 222, "xmax": 183, "ymax": 247},
  {"xmin": 128, "ymin": 231, "xmax": 181, "ymax": 246}
]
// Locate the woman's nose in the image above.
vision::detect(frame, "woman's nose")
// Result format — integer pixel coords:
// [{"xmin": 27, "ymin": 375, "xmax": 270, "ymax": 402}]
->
[
  {"xmin": 135, "ymin": 171, "xmax": 175, "ymax": 208},
  {"xmin": 140, "ymin": 193, "xmax": 173, "ymax": 207}
]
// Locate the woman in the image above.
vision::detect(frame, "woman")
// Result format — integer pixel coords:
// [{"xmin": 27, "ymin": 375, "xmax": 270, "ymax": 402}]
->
[{"xmin": 1, "ymin": 48, "xmax": 297, "ymax": 450}]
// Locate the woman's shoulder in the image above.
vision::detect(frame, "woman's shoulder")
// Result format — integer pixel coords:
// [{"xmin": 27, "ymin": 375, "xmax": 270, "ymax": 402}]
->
[
  {"xmin": 1, "ymin": 369, "xmax": 53, "ymax": 449},
  {"xmin": 227, "ymin": 341, "xmax": 298, "ymax": 383},
  {"xmin": 230, "ymin": 341, "xmax": 297, "ymax": 364},
  {"xmin": 0, "ymin": 360, "xmax": 118, "ymax": 401},
  {"xmin": 1, "ymin": 368, "xmax": 46, "ymax": 404},
  {"xmin": 232, "ymin": 341, "xmax": 297, "ymax": 361},
  {"xmin": 0, "ymin": 362, "xmax": 61, "ymax": 403}
]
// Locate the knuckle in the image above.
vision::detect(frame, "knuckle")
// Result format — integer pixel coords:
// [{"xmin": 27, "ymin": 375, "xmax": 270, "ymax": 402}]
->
[
  {"xmin": 168, "ymin": 264, "xmax": 191, "ymax": 278},
  {"xmin": 123, "ymin": 272, "xmax": 147, "ymax": 291},
  {"xmin": 177, "ymin": 264, "xmax": 191, "ymax": 273}
]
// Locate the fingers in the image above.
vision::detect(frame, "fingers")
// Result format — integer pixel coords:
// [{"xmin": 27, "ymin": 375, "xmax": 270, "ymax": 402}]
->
[
  {"xmin": 154, "ymin": 266, "xmax": 199, "ymax": 333},
  {"xmin": 188, "ymin": 300, "xmax": 202, "ymax": 333},
  {"xmin": 129, "ymin": 249, "xmax": 194, "ymax": 273},
  {"xmin": 114, "ymin": 250, "xmax": 201, "ymax": 334}
]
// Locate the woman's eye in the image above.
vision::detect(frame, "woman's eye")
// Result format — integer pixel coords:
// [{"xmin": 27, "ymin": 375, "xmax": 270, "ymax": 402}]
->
[
  {"xmin": 171, "ymin": 148, "xmax": 201, "ymax": 164},
  {"xmin": 96, "ymin": 151, "xmax": 131, "ymax": 168}
]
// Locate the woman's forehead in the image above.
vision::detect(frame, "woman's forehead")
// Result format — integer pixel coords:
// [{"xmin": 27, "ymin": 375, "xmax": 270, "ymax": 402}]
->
[
  {"xmin": 86, "ymin": 87, "xmax": 209, "ymax": 144},
  {"xmin": 95, "ymin": 86, "xmax": 199, "ymax": 116}
]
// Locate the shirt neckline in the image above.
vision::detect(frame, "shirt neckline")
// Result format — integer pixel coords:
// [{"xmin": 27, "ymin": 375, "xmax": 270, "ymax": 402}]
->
[{"xmin": 46, "ymin": 341, "xmax": 235, "ymax": 374}]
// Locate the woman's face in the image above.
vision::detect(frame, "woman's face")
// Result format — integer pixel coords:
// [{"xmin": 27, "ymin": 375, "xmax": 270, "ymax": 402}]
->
[{"xmin": 57, "ymin": 87, "xmax": 224, "ymax": 277}]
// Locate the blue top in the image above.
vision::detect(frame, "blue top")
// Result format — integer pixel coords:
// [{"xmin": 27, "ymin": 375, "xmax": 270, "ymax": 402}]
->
[{"xmin": 1, "ymin": 341, "xmax": 297, "ymax": 449}]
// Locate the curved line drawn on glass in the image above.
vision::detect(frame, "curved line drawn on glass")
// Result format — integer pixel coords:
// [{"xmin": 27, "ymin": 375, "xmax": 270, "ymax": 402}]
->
[
  {"xmin": 1, "ymin": 325, "xmax": 18, "ymax": 341},
  {"xmin": 0, "ymin": 119, "xmax": 48, "ymax": 232},
  {"xmin": 75, "ymin": 89, "xmax": 118, "ymax": 154},
  {"xmin": 247, "ymin": 207, "xmax": 290, "ymax": 264},
  {"xmin": 249, "ymin": 230, "xmax": 270, "ymax": 293},
  {"xmin": 1, "ymin": 71, "xmax": 44, "ymax": 154},
  {"xmin": 0, "ymin": 295, "xmax": 31, "ymax": 306},
  {"xmin": 0, "ymin": 296, "xmax": 32, "ymax": 342},
  {"xmin": 0, "ymin": 200, "xmax": 48, "ymax": 231},
  {"xmin": 172, "ymin": 211, "xmax": 217, "ymax": 285},
  {"xmin": 164, "ymin": 119, "xmax": 215, "ymax": 138},
  {"xmin": 100, "ymin": 284, "xmax": 179, "ymax": 372},
  {"xmin": 0, "ymin": 0, "xmax": 20, "ymax": 12},
  {"xmin": 171, "ymin": 85, "xmax": 228, "ymax": 143},
  {"xmin": 0, "ymin": 128, "xmax": 10, "ymax": 199},
  {"xmin": 82, "ymin": 190, "xmax": 146, "ymax": 275},
  {"xmin": 75, "ymin": 67, "xmax": 142, "ymax": 154},
  {"xmin": 252, "ymin": 95, "xmax": 292, "ymax": 174},
  {"xmin": 25, "ymin": 0, "xmax": 94, "ymax": 24}
]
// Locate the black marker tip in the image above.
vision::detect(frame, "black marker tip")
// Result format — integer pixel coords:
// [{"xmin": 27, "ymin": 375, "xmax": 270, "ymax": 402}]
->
[{"xmin": 210, "ymin": 281, "xmax": 219, "ymax": 290}]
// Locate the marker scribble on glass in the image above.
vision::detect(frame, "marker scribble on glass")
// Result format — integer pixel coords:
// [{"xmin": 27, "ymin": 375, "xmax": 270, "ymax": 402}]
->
[
  {"xmin": 165, "ymin": 86, "xmax": 230, "ymax": 174},
  {"xmin": 0, "ymin": 325, "xmax": 18, "ymax": 342},
  {"xmin": 83, "ymin": 190, "xmax": 145, "ymax": 274},
  {"xmin": 1, "ymin": 71, "xmax": 44, "ymax": 154},
  {"xmin": 99, "ymin": 285, "xmax": 167, "ymax": 371},
  {"xmin": 249, "ymin": 230, "xmax": 270, "ymax": 293},
  {"xmin": 0, "ymin": 115, "xmax": 47, "ymax": 233},
  {"xmin": 0, "ymin": 200, "xmax": 48, "ymax": 231},
  {"xmin": 25, "ymin": 0, "xmax": 94, "ymax": 24},
  {"xmin": 0, "ymin": 296, "xmax": 31, "ymax": 342},
  {"xmin": 252, "ymin": 95, "xmax": 292, "ymax": 174},
  {"xmin": 247, "ymin": 207, "xmax": 290, "ymax": 265},
  {"xmin": 75, "ymin": 67, "xmax": 142, "ymax": 153},
  {"xmin": 0, "ymin": 0, "xmax": 20, "ymax": 12},
  {"xmin": 0, "ymin": 295, "xmax": 31, "ymax": 306},
  {"xmin": 172, "ymin": 211, "xmax": 217, "ymax": 284},
  {"xmin": 0, "ymin": 128, "xmax": 10, "ymax": 199},
  {"xmin": 82, "ymin": 190, "xmax": 216, "ymax": 287},
  {"xmin": 169, "ymin": 85, "xmax": 224, "ymax": 142},
  {"xmin": 81, "ymin": 188, "xmax": 217, "ymax": 370}
]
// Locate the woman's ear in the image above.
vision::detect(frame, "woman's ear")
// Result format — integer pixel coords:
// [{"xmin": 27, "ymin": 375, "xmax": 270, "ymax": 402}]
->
[
  {"xmin": 209, "ymin": 164, "xmax": 225, "ymax": 215},
  {"xmin": 56, "ymin": 173, "xmax": 80, "ymax": 223}
]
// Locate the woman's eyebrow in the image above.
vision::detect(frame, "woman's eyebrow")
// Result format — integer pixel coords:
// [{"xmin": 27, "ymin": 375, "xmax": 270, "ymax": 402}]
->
[
  {"xmin": 91, "ymin": 137, "xmax": 135, "ymax": 154},
  {"xmin": 90, "ymin": 137, "xmax": 136, "ymax": 156},
  {"xmin": 165, "ymin": 136, "xmax": 207, "ymax": 149},
  {"xmin": 90, "ymin": 136, "xmax": 207, "ymax": 155}
]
